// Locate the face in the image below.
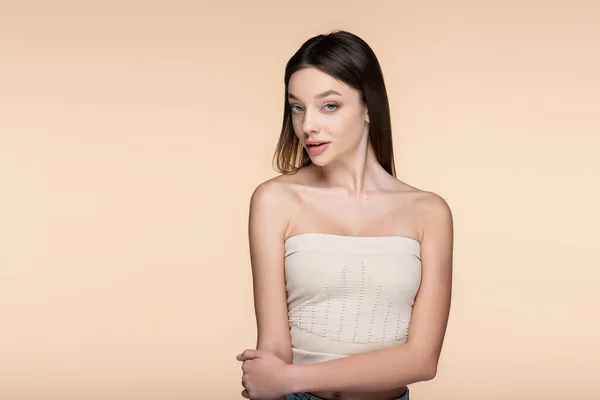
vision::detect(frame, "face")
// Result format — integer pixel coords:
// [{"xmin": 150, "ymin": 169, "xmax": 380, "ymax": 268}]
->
[{"xmin": 287, "ymin": 67, "xmax": 370, "ymax": 166}]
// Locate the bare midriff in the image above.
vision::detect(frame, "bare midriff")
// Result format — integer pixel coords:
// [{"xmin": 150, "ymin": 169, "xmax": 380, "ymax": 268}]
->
[{"xmin": 305, "ymin": 385, "xmax": 408, "ymax": 400}]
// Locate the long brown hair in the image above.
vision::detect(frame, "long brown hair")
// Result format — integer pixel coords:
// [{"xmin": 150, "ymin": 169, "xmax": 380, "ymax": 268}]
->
[{"xmin": 272, "ymin": 30, "xmax": 396, "ymax": 177}]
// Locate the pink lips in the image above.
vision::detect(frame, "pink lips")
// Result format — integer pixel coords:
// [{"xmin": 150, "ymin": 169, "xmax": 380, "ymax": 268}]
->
[{"xmin": 305, "ymin": 142, "xmax": 330, "ymax": 156}]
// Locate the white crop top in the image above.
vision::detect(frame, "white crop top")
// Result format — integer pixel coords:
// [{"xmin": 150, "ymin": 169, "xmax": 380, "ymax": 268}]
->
[{"xmin": 284, "ymin": 233, "xmax": 422, "ymax": 365}]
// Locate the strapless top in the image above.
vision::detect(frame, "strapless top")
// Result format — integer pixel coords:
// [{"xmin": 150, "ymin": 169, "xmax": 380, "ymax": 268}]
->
[{"xmin": 284, "ymin": 233, "xmax": 422, "ymax": 364}]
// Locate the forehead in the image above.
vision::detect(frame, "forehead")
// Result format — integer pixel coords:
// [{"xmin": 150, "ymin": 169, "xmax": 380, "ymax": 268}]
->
[{"xmin": 288, "ymin": 67, "xmax": 356, "ymax": 100}]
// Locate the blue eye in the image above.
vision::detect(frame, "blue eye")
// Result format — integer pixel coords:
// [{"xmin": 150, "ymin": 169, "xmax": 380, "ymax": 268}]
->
[{"xmin": 289, "ymin": 104, "xmax": 338, "ymax": 113}]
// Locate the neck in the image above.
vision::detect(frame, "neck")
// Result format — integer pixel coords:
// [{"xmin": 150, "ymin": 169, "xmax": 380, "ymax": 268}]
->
[{"xmin": 315, "ymin": 135, "xmax": 387, "ymax": 195}]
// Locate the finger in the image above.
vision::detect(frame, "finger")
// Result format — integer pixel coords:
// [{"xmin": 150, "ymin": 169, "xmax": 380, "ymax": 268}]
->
[
  {"xmin": 241, "ymin": 359, "xmax": 253, "ymax": 372},
  {"xmin": 236, "ymin": 350, "xmax": 252, "ymax": 361},
  {"xmin": 237, "ymin": 349, "xmax": 260, "ymax": 361}
]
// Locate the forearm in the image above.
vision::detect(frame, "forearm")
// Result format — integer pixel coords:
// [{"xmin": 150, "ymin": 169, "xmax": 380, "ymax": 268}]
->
[
  {"xmin": 257, "ymin": 342, "xmax": 293, "ymax": 365},
  {"xmin": 287, "ymin": 344, "xmax": 435, "ymax": 393}
]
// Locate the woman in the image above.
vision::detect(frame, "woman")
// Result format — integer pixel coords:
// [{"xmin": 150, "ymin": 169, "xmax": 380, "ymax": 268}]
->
[{"xmin": 236, "ymin": 30, "xmax": 453, "ymax": 400}]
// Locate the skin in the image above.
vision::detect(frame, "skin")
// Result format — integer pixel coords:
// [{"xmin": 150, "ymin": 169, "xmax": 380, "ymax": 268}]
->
[{"xmin": 236, "ymin": 67, "xmax": 454, "ymax": 400}]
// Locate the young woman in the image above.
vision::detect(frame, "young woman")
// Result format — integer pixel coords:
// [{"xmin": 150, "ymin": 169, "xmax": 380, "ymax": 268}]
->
[{"xmin": 236, "ymin": 30, "xmax": 453, "ymax": 400}]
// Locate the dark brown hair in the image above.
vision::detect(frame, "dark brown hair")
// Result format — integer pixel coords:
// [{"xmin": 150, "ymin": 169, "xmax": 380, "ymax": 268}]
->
[{"xmin": 272, "ymin": 30, "xmax": 396, "ymax": 177}]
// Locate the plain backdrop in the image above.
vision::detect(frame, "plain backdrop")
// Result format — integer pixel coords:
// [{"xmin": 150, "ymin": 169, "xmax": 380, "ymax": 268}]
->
[{"xmin": 1, "ymin": 1, "xmax": 599, "ymax": 399}]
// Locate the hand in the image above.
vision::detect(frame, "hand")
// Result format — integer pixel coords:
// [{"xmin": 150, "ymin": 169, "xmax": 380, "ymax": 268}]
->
[{"xmin": 236, "ymin": 349, "xmax": 294, "ymax": 399}]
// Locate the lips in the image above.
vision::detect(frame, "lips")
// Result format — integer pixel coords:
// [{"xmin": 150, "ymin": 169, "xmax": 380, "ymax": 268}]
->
[{"xmin": 305, "ymin": 141, "xmax": 330, "ymax": 156}]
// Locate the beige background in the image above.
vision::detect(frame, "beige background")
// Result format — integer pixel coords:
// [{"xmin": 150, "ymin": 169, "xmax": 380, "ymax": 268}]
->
[{"xmin": 1, "ymin": 1, "xmax": 599, "ymax": 399}]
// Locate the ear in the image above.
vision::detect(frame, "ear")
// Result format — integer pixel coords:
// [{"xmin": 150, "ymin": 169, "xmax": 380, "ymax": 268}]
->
[{"xmin": 365, "ymin": 110, "xmax": 370, "ymax": 124}]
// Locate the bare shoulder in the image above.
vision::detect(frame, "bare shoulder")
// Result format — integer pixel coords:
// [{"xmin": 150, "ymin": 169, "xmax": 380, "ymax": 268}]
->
[
  {"xmin": 387, "ymin": 179, "xmax": 453, "ymax": 242},
  {"xmin": 390, "ymin": 178, "xmax": 450, "ymax": 212},
  {"xmin": 415, "ymin": 190, "xmax": 452, "ymax": 216},
  {"xmin": 388, "ymin": 179, "xmax": 450, "ymax": 209},
  {"xmin": 413, "ymin": 190, "xmax": 454, "ymax": 252},
  {"xmin": 250, "ymin": 173, "xmax": 301, "ymax": 210},
  {"xmin": 250, "ymin": 169, "xmax": 313, "ymax": 211}
]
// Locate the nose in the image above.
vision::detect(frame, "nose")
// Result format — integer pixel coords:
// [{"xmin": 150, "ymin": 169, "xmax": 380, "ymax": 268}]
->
[{"xmin": 301, "ymin": 108, "xmax": 318, "ymax": 134}]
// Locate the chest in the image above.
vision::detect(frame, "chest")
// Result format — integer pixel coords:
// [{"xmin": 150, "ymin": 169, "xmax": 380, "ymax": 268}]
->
[{"xmin": 289, "ymin": 191, "xmax": 419, "ymax": 238}]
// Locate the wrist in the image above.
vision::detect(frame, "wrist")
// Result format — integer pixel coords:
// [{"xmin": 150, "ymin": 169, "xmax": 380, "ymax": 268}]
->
[{"xmin": 283, "ymin": 363, "xmax": 304, "ymax": 394}]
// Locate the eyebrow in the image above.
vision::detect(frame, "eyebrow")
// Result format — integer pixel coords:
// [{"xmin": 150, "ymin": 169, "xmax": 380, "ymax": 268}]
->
[{"xmin": 287, "ymin": 89, "xmax": 342, "ymax": 101}]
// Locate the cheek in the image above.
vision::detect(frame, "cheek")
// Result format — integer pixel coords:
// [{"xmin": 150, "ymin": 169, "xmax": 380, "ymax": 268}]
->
[
  {"xmin": 325, "ymin": 113, "xmax": 353, "ymax": 136},
  {"xmin": 291, "ymin": 117, "xmax": 302, "ymax": 137},
  {"xmin": 336, "ymin": 112, "xmax": 365, "ymax": 140}
]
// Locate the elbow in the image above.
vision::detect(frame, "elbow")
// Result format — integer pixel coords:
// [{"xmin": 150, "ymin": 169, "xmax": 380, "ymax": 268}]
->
[
  {"xmin": 261, "ymin": 346, "xmax": 292, "ymax": 365},
  {"xmin": 273, "ymin": 345, "xmax": 293, "ymax": 364},
  {"xmin": 422, "ymin": 365, "xmax": 437, "ymax": 381},
  {"xmin": 256, "ymin": 338, "xmax": 292, "ymax": 364},
  {"xmin": 421, "ymin": 359, "xmax": 438, "ymax": 381},
  {"xmin": 278, "ymin": 351, "xmax": 293, "ymax": 365}
]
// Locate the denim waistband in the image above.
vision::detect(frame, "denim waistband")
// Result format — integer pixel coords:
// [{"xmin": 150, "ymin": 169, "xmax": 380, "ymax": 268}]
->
[{"xmin": 285, "ymin": 388, "xmax": 409, "ymax": 400}]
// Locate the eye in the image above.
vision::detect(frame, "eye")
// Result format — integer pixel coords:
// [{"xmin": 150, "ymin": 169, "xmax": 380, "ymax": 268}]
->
[
  {"xmin": 323, "ymin": 103, "xmax": 338, "ymax": 111},
  {"xmin": 290, "ymin": 105, "xmax": 303, "ymax": 113}
]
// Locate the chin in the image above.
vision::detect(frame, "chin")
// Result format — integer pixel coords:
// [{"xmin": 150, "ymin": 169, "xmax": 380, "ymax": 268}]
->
[{"xmin": 308, "ymin": 156, "xmax": 333, "ymax": 167}]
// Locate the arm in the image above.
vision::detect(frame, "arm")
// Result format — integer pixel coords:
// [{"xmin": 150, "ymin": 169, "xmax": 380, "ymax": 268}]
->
[
  {"xmin": 247, "ymin": 181, "xmax": 293, "ymax": 397},
  {"xmin": 286, "ymin": 192, "xmax": 454, "ymax": 393}
]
